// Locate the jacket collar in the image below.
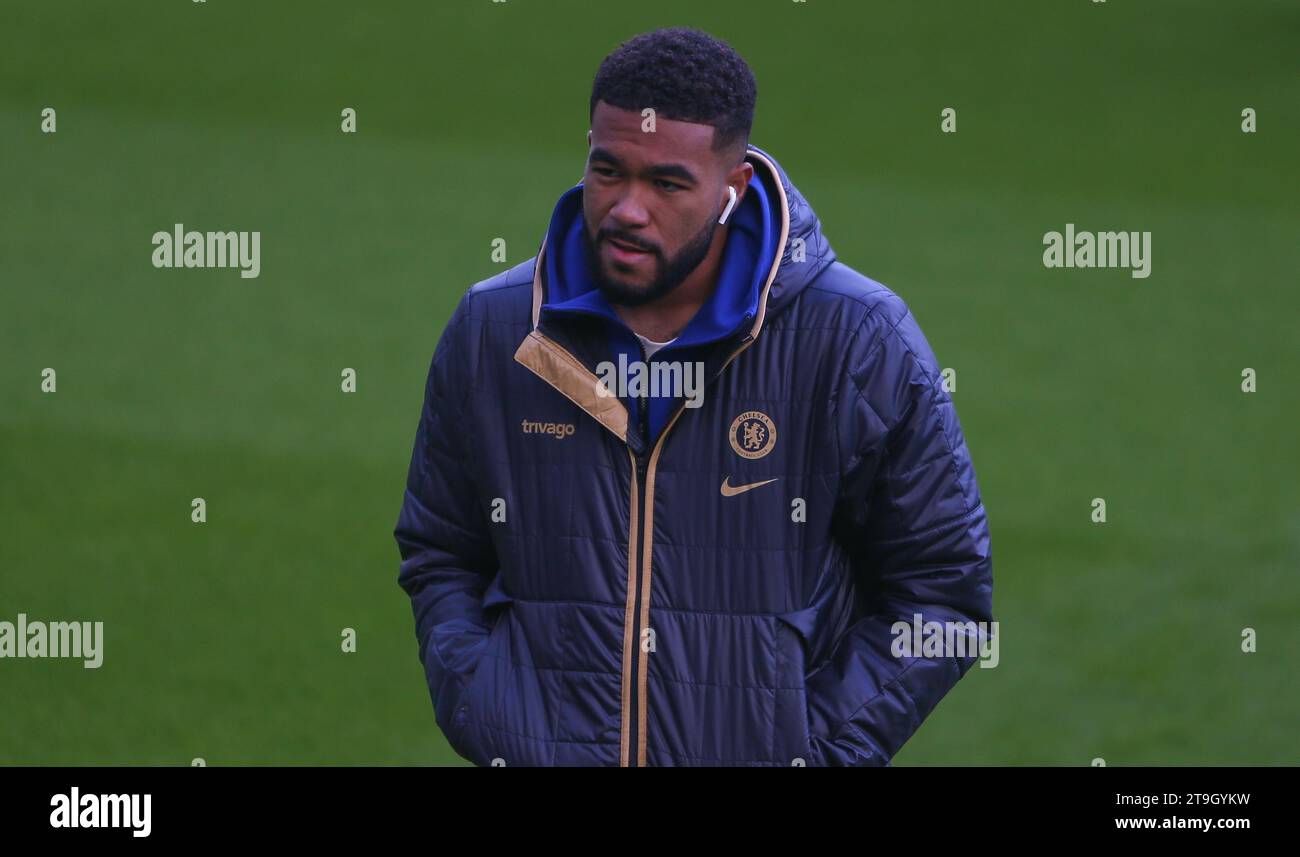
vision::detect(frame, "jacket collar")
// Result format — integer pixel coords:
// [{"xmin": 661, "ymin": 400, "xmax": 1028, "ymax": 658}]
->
[
  {"xmin": 538, "ymin": 159, "xmax": 775, "ymax": 353},
  {"xmin": 516, "ymin": 146, "xmax": 834, "ymax": 448}
]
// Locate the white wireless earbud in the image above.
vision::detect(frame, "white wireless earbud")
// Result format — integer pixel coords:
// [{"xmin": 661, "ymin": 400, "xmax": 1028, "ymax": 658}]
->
[{"xmin": 718, "ymin": 185, "xmax": 737, "ymax": 225}]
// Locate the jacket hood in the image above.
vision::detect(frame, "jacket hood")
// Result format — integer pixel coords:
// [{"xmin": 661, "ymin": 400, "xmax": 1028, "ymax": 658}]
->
[
  {"xmin": 744, "ymin": 144, "xmax": 837, "ymax": 318},
  {"xmin": 516, "ymin": 145, "xmax": 838, "ymax": 452},
  {"xmin": 530, "ymin": 144, "xmax": 836, "ymax": 338}
]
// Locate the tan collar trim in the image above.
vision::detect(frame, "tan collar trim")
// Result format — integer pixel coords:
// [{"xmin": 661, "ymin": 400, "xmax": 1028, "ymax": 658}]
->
[
  {"xmin": 742, "ymin": 147, "xmax": 791, "ymax": 341},
  {"xmin": 513, "ymin": 329, "xmax": 628, "ymax": 442}
]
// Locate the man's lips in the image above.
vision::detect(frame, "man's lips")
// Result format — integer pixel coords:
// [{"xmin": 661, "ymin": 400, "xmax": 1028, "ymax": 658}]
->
[{"xmin": 605, "ymin": 237, "xmax": 652, "ymax": 264}]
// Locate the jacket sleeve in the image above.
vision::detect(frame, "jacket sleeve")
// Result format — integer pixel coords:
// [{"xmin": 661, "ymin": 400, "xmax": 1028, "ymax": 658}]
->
[
  {"xmin": 806, "ymin": 295, "xmax": 994, "ymax": 766},
  {"xmin": 394, "ymin": 288, "xmax": 498, "ymax": 749}
]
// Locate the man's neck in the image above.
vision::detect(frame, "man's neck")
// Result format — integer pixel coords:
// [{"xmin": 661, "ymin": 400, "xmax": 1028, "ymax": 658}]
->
[{"xmin": 613, "ymin": 223, "xmax": 729, "ymax": 342}]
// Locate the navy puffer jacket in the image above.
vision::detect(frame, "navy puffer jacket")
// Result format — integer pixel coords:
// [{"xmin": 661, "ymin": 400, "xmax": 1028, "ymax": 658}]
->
[{"xmin": 395, "ymin": 145, "xmax": 993, "ymax": 766}]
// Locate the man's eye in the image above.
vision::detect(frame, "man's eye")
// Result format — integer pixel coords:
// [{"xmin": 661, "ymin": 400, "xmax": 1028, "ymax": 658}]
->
[
  {"xmin": 592, "ymin": 167, "xmax": 618, "ymax": 178},
  {"xmin": 655, "ymin": 179, "xmax": 684, "ymax": 192}
]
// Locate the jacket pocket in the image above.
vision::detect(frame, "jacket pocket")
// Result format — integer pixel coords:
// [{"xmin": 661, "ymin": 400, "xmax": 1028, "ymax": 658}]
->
[
  {"xmin": 774, "ymin": 610, "xmax": 817, "ymax": 766},
  {"xmin": 451, "ymin": 587, "xmax": 515, "ymax": 764}
]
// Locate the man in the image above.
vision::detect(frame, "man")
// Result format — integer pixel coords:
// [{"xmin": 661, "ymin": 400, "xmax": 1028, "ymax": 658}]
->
[{"xmin": 395, "ymin": 27, "xmax": 993, "ymax": 766}]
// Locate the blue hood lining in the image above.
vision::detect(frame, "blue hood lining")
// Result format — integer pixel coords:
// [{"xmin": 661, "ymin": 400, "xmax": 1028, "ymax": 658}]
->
[
  {"xmin": 540, "ymin": 169, "xmax": 775, "ymax": 353},
  {"xmin": 537, "ymin": 167, "xmax": 777, "ymax": 448}
]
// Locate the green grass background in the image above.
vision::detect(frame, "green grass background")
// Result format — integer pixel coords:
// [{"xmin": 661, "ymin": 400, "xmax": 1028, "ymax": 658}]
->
[{"xmin": 1, "ymin": 0, "xmax": 1295, "ymax": 765}]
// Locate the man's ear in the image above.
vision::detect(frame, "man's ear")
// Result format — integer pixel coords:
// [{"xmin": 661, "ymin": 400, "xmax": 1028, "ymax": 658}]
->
[
  {"xmin": 587, "ymin": 129, "xmax": 592, "ymax": 148},
  {"xmin": 727, "ymin": 161, "xmax": 755, "ymax": 207}
]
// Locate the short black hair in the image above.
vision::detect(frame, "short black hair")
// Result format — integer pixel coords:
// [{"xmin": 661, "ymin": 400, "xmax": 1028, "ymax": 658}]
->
[{"xmin": 589, "ymin": 27, "xmax": 757, "ymax": 159}]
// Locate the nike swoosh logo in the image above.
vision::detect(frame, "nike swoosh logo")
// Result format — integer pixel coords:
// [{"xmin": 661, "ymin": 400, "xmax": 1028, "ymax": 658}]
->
[{"xmin": 720, "ymin": 476, "xmax": 779, "ymax": 497}]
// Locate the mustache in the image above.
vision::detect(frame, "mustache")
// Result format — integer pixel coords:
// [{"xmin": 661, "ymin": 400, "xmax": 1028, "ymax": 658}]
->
[{"xmin": 599, "ymin": 230, "xmax": 660, "ymax": 256}]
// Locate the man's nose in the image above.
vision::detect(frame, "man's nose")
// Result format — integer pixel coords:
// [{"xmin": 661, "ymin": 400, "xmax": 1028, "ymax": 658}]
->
[{"xmin": 607, "ymin": 185, "xmax": 652, "ymax": 229}]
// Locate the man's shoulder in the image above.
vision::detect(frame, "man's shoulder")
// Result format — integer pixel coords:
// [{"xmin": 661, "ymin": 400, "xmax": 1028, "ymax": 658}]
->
[
  {"xmin": 468, "ymin": 257, "xmax": 536, "ymax": 297},
  {"xmin": 441, "ymin": 258, "xmax": 537, "ymax": 339},
  {"xmin": 463, "ymin": 257, "xmax": 536, "ymax": 314},
  {"xmin": 797, "ymin": 261, "xmax": 942, "ymax": 386},
  {"xmin": 799, "ymin": 260, "xmax": 911, "ymax": 332}
]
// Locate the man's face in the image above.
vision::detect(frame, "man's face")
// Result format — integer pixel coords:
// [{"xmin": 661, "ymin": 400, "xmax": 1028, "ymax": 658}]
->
[{"xmin": 582, "ymin": 100, "xmax": 736, "ymax": 307}]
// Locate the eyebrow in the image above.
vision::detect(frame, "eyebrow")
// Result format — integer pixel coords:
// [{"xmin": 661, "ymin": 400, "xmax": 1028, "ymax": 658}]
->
[{"xmin": 588, "ymin": 146, "xmax": 700, "ymax": 186}]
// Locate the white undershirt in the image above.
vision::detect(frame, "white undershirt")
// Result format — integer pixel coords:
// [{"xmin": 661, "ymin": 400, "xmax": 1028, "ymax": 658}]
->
[{"xmin": 635, "ymin": 331, "xmax": 677, "ymax": 360}]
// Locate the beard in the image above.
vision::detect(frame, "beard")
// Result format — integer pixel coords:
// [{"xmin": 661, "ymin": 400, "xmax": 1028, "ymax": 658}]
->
[{"xmin": 581, "ymin": 213, "xmax": 718, "ymax": 308}]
